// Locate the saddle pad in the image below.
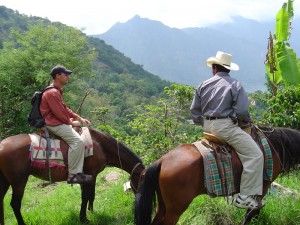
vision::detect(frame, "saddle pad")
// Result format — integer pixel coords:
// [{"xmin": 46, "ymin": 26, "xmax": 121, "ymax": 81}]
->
[
  {"xmin": 193, "ymin": 141, "xmax": 235, "ymax": 197},
  {"xmin": 257, "ymin": 130, "xmax": 273, "ymax": 180},
  {"xmin": 29, "ymin": 127, "xmax": 93, "ymax": 168},
  {"xmin": 193, "ymin": 131, "xmax": 273, "ymax": 197}
]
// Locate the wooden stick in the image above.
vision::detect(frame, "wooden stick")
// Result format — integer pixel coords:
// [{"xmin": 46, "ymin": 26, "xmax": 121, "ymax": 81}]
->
[{"xmin": 76, "ymin": 90, "xmax": 91, "ymax": 115}]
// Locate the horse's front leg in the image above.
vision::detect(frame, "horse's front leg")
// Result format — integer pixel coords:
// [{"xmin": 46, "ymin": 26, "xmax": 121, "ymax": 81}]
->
[
  {"xmin": 80, "ymin": 181, "xmax": 95, "ymax": 224},
  {"xmin": 87, "ymin": 181, "xmax": 96, "ymax": 212},
  {"xmin": 242, "ymin": 208, "xmax": 261, "ymax": 225}
]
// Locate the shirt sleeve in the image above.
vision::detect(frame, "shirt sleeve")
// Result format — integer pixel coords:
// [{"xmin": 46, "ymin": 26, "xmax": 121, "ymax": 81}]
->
[
  {"xmin": 232, "ymin": 85, "xmax": 250, "ymax": 122},
  {"xmin": 44, "ymin": 90, "xmax": 79, "ymax": 125},
  {"xmin": 190, "ymin": 88, "xmax": 204, "ymax": 126}
]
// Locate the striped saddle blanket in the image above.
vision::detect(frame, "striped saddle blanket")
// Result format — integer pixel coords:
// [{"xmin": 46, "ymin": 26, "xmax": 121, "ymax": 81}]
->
[
  {"xmin": 193, "ymin": 130, "xmax": 273, "ymax": 197},
  {"xmin": 29, "ymin": 127, "xmax": 93, "ymax": 168}
]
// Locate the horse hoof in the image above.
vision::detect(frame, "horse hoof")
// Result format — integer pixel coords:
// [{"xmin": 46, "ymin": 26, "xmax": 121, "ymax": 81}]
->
[
  {"xmin": 37, "ymin": 182, "xmax": 57, "ymax": 188},
  {"xmin": 80, "ymin": 217, "xmax": 90, "ymax": 224}
]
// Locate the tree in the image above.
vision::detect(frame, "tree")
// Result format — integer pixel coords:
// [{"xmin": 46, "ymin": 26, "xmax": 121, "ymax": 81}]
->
[
  {"xmin": 263, "ymin": 86, "xmax": 300, "ymax": 129},
  {"xmin": 262, "ymin": 0, "xmax": 300, "ymax": 129},
  {"xmin": 265, "ymin": 0, "xmax": 300, "ymax": 95},
  {"xmin": 0, "ymin": 21, "xmax": 96, "ymax": 138},
  {"xmin": 126, "ymin": 84, "xmax": 203, "ymax": 164}
]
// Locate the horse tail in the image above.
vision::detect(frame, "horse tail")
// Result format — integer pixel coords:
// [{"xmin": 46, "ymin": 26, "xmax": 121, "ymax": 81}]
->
[{"xmin": 135, "ymin": 162, "xmax": 161, "ymax": 225}]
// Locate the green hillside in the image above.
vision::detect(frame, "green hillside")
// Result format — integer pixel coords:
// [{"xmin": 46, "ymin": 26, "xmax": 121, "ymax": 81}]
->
[{"xmin": 0, "ymin": 5, "xmax": 170, "ymax": 138}]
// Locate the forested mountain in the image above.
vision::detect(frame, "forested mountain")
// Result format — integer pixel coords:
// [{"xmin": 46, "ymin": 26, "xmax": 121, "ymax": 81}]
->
[
  {"xmin": 0, "ymin": 6, "xmax": 168, "ymax": 89},
  {"xmin": 0, "ymin": 6, "xmax": 171, "ymax": 138},
  {"xmin": 95, "ymin": 15, "xmax": 300, "ymax": 92}
]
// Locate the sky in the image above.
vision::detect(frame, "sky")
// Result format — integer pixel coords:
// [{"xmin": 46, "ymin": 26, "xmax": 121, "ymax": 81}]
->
[{"xmin": 1, "ymin": 0, "xmax": 300, "ymax": 35}]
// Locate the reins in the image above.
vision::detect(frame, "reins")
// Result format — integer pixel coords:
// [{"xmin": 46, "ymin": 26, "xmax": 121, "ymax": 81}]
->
[
  {"xmin": 130, "ymin": 162, "xmax": 142, "ymax": 192},
  {"xmin": 116, "ymin": 139, "xmax": 142, "ymax": 192},
  {"xmin": 254, "ymin": 125, "xmax": 286, "ymax": 173}
]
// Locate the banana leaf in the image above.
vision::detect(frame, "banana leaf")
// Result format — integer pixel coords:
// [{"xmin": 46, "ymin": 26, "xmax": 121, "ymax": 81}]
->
[
  {"xmin": 276, "ymin": 3, "xmax": 289, "ymax": 41},
  {"xmin": 266, "ymin": 0, "xmax": 299, "ymax": 85},
  {"xmin": 276, "ymin": 41, "xmax": 300, "ymax": 85}
]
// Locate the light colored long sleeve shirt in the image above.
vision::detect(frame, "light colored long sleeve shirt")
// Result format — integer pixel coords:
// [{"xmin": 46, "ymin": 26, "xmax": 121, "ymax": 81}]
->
[{"xmin": 190, "ymin": 72, "xmax": 250, "ymax": 125}]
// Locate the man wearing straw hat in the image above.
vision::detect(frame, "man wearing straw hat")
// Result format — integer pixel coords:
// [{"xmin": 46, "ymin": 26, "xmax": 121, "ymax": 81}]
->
[{"xmin": 190, "ymin": 51, "xmax": 264, "ymax": 209}]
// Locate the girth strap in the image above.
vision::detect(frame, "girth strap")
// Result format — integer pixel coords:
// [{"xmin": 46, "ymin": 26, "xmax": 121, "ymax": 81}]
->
[{"xmin": 44, "ymin": 126, "xmax": 52, "ymax": 183}]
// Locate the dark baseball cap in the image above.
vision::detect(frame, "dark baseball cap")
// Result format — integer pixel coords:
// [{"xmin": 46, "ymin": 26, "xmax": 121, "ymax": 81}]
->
[{"xmin": 50, "ymin": 65, "xmax": 72, "ymax": 76}]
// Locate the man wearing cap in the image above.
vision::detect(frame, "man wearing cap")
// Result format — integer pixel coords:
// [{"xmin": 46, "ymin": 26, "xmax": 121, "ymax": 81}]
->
[
  {"xmin": 190, "ymin": 51, "xmax": 264, "ymax": 209},
  {"xmin": 40, "ymin": 65, "xmax": 92, "ymax": 184}
]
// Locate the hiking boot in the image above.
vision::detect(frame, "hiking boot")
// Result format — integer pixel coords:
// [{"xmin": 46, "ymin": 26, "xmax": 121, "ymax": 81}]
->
[
  {"xmin": 67, "ymin": 173, "xmax": 93, "ymax": 184},
  {"xmin": 234, "ymin": 194, "xmax": 264, "ymax": 209}
]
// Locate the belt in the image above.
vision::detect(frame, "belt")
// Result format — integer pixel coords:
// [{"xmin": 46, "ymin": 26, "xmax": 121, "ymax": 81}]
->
[{"xmin": 205, "ymin": 116, "xmax": 231, "ymax": 120}]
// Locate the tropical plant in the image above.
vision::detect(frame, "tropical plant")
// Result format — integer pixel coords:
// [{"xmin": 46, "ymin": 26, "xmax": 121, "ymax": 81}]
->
[
  {"xmin": 265, "ymin": 0, "xmax": 300, "ymax": 95},
  {"xmin": 263, "ymin": 85, "xmax": 300, "ymax": 129},
  {"xmin": 262, "ymin": 0, "xmax": 300, "ymax": 129}
]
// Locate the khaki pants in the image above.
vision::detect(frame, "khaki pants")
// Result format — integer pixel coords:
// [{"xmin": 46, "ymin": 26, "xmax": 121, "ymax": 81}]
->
[
  {"xmin": 47, "ymin": 124, "xmax": 84, "ymax": 174},
  {"xmin": 204, "ymin": 118, "xmax": 263, "ymax": 195}
]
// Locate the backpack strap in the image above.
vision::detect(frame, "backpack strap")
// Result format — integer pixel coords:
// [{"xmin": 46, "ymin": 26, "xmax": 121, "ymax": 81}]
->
[
  {"xmin": 42, "ymin": 84, "xmax": 57, "ymax": 93},
  {"xmin": 40, "ymin": 85, "xmax": 58, "ymax": 121}
]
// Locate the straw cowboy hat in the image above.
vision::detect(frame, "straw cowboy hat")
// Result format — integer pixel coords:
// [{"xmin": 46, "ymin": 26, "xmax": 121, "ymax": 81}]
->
[{"xmin": 206, "ymin": 51, "xmax": 239, "ymax": 71}]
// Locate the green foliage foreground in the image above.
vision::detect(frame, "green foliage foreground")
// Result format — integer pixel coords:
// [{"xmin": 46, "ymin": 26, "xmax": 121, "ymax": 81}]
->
[
  {"xmin": 4, "ymin": 169, "xmax": 300, "ymax": 225},
  {"xmin": 4, "ymin": 168, "xmax": 135, "ymax": 225}
]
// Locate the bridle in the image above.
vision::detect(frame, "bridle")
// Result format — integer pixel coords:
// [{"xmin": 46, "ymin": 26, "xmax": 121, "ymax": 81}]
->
[
  {"xmin": 116, "ymin": 140, "xmax": 143, "ymax": 192},
  {"xmin": 129, "ymin": 162, "xmax": 143, "ymax": 192}
]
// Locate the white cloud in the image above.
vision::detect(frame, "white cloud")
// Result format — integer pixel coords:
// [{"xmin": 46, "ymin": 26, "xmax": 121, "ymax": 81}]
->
[{"xmin": 1, "ymin": 0, "xmax": 299, "ymax": 34}]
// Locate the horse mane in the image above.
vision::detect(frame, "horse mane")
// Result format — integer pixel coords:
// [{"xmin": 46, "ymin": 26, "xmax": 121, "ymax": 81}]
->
[
  {"xmin": 89, "ymin": 128, "xmax": 143, "ymax": 164},
  {"xmin": 259, "ymin": 126, "xmax": 300, "ymax": 174}
]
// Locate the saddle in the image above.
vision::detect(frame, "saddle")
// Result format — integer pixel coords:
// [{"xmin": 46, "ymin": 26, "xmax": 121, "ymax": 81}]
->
[
  {"xmin": 39, "ymin": 126, "xmax": 83, "ymax": 139},
  {"xmin": 202, "ymin": 132, "xmax": 242, "ymax": 192},
  {"xmin": 197, "ymin": 125, "xmax": 272, "ymax": 196},
  {"xmin": 29, "ymin": 126, "xmax": 93, "ymax": 169}
]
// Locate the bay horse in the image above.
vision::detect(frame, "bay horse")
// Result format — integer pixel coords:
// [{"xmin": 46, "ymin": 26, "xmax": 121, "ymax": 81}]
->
[
  {"xmin": 135, "ymin": 126, "xmax": 300, "ymax": 225},
  {"xmin": 0, "ymin": 127, "xmax": 144, "ymax": 225}
]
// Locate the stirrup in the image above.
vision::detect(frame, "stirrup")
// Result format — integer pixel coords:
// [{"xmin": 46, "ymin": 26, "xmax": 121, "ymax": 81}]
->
[{"xmin": 234, "ymin": 194, "xmax": 265, "ymax": 209}]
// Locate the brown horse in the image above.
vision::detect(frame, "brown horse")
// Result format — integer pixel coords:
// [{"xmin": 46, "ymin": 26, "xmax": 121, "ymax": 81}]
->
[
  {"xmin": 134, "ymin": 126, "xmax": 300, "ymax": 225},
  {"xmin": 0, "ymin": 128, "xmax": 144, "ymax": 225}
]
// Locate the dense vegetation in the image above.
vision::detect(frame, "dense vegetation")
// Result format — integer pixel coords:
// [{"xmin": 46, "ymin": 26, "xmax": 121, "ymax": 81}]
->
[
  {"xmin": 0, "ymin": 6, "xmax": 168, "ymax": 136},
  {"xmin": 1, "ymin": 1, "xmax": 300, "ymax": 224},
  {"xmin": 0, "ymin": 6, "xmax": 200, "ymax": 163},
  {"xmin": 1, "ymin": 0, "xmax": 300, "ymax": 165},
  {"xmin": 256, "ymin": 0, "xmax": 300, "ymax": 129}
]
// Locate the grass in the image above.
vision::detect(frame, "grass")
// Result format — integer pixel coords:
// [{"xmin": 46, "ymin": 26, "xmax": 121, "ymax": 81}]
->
[
  {"xmin": 3, "ymin": 169, "xmax": 300, "ymax": 225},
  {"xmin": 178, "ymin": 173, "xmax": 300, "ymax": 225},
  {"xmin": 4, "ymin": 168, "xmax": 135, "ymax": 225}
]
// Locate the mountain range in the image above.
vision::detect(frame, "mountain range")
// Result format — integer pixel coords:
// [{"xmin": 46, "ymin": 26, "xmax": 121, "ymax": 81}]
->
[{"xmin": 94, "ymin": 15, "xmax": 300, "ymax": 93}]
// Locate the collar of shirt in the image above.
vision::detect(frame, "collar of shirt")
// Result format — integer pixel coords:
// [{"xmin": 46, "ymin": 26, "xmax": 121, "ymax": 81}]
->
[
  {"xmin": 52, "ymin": 81, "xmax": 63, "ymax": 94},
  {"xmin": 215, "ymin": 72, "xmax": 230, "ymax": 77}
]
